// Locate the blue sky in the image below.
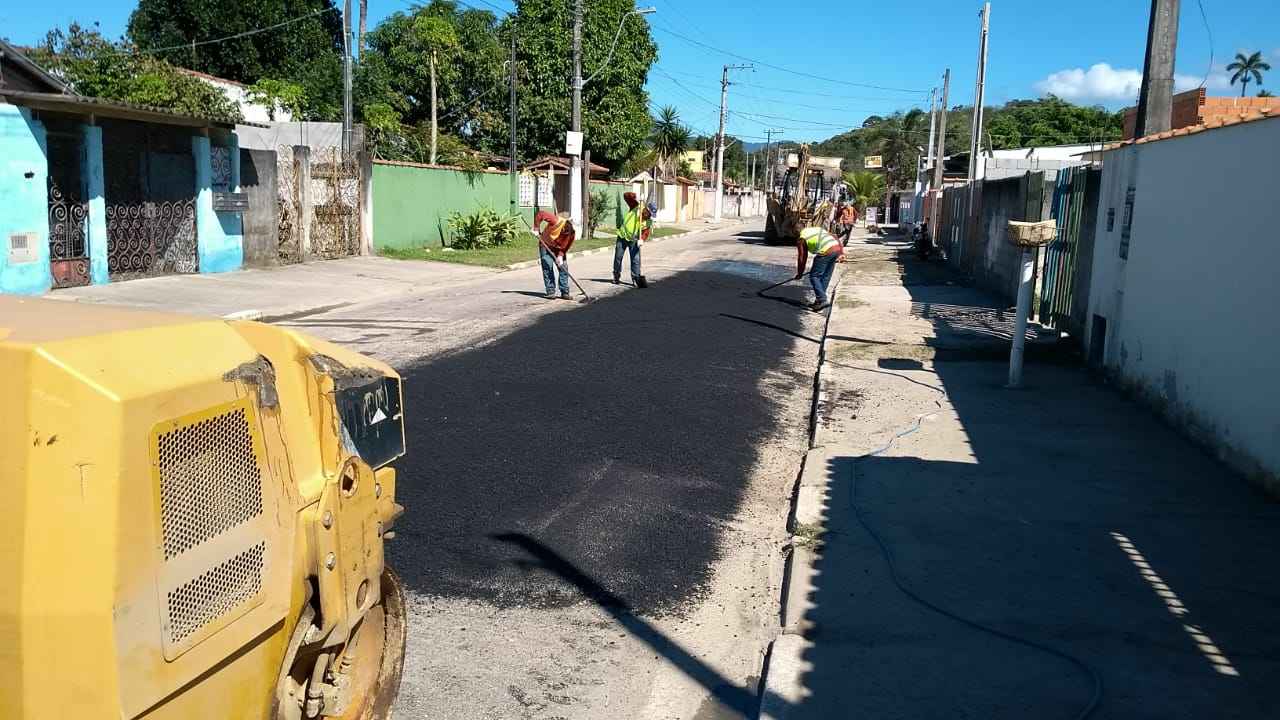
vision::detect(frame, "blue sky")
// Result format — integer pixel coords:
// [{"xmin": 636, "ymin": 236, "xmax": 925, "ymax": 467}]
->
[{"xmin": 5, "ymin": 0, "xmax": 1279, "ymax": 142}]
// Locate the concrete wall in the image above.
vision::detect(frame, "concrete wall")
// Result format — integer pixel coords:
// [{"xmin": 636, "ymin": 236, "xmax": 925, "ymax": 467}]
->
[
  {"xmin": 1086, "ymin": 115, "xmax": 1280, "ymax": 488},
  {"xmin": 193, "ymin": 135, "xmax": 243, "ymax": 273},
  {"xmin": 373, "ymin": 162, "xmax": 542, "ymax": 250},
  {"xmin": 240, "ymin": 148, "xmax": 279, "ymax": 267},
  {"xmin": 0, "ymin": 103, "xmax": 51, "ymax": 295}
]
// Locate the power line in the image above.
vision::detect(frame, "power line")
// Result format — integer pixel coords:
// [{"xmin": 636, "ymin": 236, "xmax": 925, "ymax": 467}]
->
[
  {"xmin": 129, "ymin": 8, "xmax": 338, "ymax": 55},
  {"xmin": 651, "ymin": 23, "xmax": 929, "ymax": 94},
  {"xmin": 1194, "ymin": 0, "xmax": 1214, "ymax": 89}
]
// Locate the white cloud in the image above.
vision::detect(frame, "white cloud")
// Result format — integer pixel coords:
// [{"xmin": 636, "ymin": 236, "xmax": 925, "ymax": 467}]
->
[
  {"xmin": 1034, "ymin": 63, "xmax": 1142, "ymax": 103},
  {"xmin": 1036, "ymin": 62, "xmax": 1234, "ymax": 104}
]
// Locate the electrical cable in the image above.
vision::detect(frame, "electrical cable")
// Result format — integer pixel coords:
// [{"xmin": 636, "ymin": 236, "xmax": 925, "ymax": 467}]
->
[
  {"xmin": 126, "ymin": 8, "xmax": 338, "ymax": 55},
  {"xmin": 845, "ymin": 418, "xmax": 1105, "ymax": 720},
  {"xmin": 1194, "ymin": 0, "xmax": 1214, "ymax": 90}
]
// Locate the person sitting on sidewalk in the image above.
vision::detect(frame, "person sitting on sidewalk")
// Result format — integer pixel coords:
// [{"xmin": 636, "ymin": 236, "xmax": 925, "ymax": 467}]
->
[
  {"xmin": 613, "ymin": 192, "xmax": 652, "ymax": 288},
  {"xmin": 796, "ymin": 225, "xmax": 844, "ymax": 311},
  {"xmin": 534, "ymin": 209, "xmax": 575, "ymax": 300}
]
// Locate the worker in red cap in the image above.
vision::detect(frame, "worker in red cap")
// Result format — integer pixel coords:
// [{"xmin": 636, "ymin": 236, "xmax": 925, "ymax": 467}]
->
[
  {"xmin": 534, "ymin": 209, "xmax": 575, "ymax": 299},
  {"xmin": 613, "ymin": 192, "xmax": 652, "ymax": 287}
]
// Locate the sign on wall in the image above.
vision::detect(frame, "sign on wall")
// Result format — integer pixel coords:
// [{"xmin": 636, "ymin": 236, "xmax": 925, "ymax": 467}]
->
[{"xmin": 864, "ymin": 155, "xmax": 883, "ymax": 169}]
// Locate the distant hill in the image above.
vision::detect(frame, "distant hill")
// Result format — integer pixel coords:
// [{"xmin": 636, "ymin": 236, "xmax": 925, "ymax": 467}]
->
[{"xmin": 742, "ymin": 140, "xmax": 792, "ymax": 153}]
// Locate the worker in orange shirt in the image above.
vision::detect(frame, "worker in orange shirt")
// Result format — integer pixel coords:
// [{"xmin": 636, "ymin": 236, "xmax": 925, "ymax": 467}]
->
[{"xmin": 534, "ymin": 209, "xmax": 576, "ymax": 299}]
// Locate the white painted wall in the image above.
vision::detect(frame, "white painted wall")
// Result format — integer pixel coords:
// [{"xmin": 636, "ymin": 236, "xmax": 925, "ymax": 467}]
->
[
  {"xmin": 1085, "ymin": 116, "xmax": 1280, "ymax": 485},
  {"xmin": 185, "ymin": 72, "xmax": 292, "ymax": 123}
]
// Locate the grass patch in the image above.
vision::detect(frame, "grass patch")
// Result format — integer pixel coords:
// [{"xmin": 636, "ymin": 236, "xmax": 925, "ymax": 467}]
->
[
  {"xmin": 380, "ymin": 226, "xmax": 690, "ymax": 268},
  {"xmin": 792, "ymin": 521, "xmax": 825, "ymax": 548}
]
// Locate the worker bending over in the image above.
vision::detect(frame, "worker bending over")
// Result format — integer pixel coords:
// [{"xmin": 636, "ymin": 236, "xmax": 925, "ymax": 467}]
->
[
  {"xmin": 535, "ymin": 209, "xmax": 576, "ymax": 300},
  {"xmin": 796, "ymin": 225, "xmax": 844, "ymax": 311},
  {"xmin": 614, "ymin": 192, "xmax": 653, "ymax": 288}
]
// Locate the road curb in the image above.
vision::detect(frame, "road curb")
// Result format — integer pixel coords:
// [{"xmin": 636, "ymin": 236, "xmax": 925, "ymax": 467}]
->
[{"xmin": 757, "ymin": 261, "xmax": 848, "ymax": 717}]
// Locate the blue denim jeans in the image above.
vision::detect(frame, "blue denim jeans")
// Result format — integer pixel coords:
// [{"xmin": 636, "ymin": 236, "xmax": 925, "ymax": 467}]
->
[
  {"xmin": 613, "ymin": 239, "xmax": 641, "ymax": 280},
  {"xmin": 810, "ymin": 253, "xmax": 838, "ymax": 303},
  {"xmin": 539, "ymin": 244, "xmax": 569, "ymax": 295}
]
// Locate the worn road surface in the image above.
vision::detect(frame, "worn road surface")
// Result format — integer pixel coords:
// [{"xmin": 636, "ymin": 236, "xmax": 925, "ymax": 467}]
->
[{"xmin": 280, "ymin": 222, "xmax": 822, "ymax": 719}]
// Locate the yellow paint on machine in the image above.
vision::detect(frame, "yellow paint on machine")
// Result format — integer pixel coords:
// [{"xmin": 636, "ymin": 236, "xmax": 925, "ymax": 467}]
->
[{"xmin": 0, "ymin": 296, "xmax": 405, "ymax": 719}]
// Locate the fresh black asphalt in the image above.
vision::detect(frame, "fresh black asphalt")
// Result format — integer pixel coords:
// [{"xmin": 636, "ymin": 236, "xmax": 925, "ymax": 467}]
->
[{"xmin": 389, "ymin": 261, "xmax": 819, "ymax": 614}]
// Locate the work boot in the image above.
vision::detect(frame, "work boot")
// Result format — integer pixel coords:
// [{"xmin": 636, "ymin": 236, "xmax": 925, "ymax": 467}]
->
[
  {"xmin": 544, "ymin": 290, "xmax": 558, "ymax": 300},
  {"xmin": 560, "ymin": 291, "xmax": 571, "ymax": 300},
  {"xmin": 809, "ymin": 298, "xmax": 829, "ymax": 312},
  {"xmin": 635, "ymin": 275, "xmax": 649, "ymax": 289},
  {"xmin": 612, "ymin": 274, "xmax": 620, "ymax": 284}
]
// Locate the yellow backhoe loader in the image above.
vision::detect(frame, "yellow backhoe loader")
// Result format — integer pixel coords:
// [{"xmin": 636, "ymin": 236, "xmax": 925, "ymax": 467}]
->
[
  {"xmin": 764, "ymin": 144, "xmax": 830, "ymax": 244},
  {"xmin": 0, "ymin": 296, "xmax": 407, "ymax": 719}
]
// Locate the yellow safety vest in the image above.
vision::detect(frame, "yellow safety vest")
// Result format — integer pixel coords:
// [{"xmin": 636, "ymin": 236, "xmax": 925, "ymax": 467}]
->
[
  {"xmin": 801, "ymin": 227, "xmax": 840, "ymax": 255},
  {"xmin": 618, "ymin": 207, "xmax": 643, "ymax": 242}
]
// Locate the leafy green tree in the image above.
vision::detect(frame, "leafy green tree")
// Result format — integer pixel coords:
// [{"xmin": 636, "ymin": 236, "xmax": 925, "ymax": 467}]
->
[
  {"xmin": 357, "ymin": 2, "xmax": 505, "ymax": 155},
  {"xmin": 413, "ymin": 13, "xmax": 460, "ymax": 163},
  {"xmin": 504, "ymin": 0, "xmax": 657, "ymax": 169},
  {"xmin": 246, "ymin": 78, "xmax": 306, "ymax": 120},
  {"xmin": 868, "ymin": 108, "xmax": 928, "ymax": 193},
  {"xmin": 31, "ymin": 23, "xmax": 241, "ymax": 121},
  {"xmin": 126, "ymin": 0, "xmax": 343, "ymax": 119},
  {"xmin": 1227, "ymin": 51, "xmax": 1272, "ymax": 97}
]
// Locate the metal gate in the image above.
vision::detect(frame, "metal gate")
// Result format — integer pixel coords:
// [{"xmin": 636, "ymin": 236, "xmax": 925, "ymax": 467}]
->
[
  {"xmin": 107, "ymin": 201, "xmax": 199, "ymax": 278},
  {"xmin": 310, "ymin": 148, "xmax": 361, "ymax": 259},
  {"xmin": 46, "ymin": 130, "xmax": 91, "ymax": 288},
  {"xmin": 1038, "ymin": 166, "xmax": 1090, "ymax": 332},
  {"xmin": 276, "ymin": 146, "xmax": 302, "ymax": 264}
]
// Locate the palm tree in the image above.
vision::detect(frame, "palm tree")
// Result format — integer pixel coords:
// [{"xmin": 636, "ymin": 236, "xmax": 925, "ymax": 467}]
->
[
  {"xmin": 1227, "ymin": 51, "xmax": 1272, "ymax": 98},
  {"xmin": 845, "ymin": 171, "xmax": 886, "ymax": 214},
  {"xmin": 1259, "ymin": 89, "xmax": 1275, "ymax": 98},
  {"xmin": 650, "ymin": 106, "xmax": 691, "ymax": 179}
]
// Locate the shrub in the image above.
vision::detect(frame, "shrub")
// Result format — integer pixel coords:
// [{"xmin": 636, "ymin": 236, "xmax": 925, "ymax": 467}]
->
[
  {"xmin": 588, "ymin": 189, "xmax": 613, "ymax": 239},
  {"xmin": 446, "ymin": 206, "xmax": 521, "ymax": 249}
]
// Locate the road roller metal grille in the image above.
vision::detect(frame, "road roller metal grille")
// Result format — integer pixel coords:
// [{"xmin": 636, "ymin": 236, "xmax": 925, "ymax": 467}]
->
[
  {"xmin": 157, "ymin": 405, "xmax": 264, "ymax": 560},
  {"xmin": 165, "ymin": 542, "xmax": 265, "ymax": 645}
]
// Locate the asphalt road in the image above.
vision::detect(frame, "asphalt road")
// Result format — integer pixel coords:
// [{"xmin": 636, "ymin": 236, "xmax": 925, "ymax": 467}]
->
[{"xmin": 282, "ymin": 221, "xmax": 824, "ymax": 719}]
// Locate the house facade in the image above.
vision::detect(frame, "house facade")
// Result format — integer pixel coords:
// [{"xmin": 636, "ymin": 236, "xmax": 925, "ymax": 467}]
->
[{"xmin": 0, "ymin": 43, "xmax": 246, "ymax": 295}]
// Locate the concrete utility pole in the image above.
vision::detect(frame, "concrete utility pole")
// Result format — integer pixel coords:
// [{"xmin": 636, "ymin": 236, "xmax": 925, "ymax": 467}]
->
[
  {"xmin": 342, "ymin": 0, "xmax": 354, "ymax": 155},
  {"xmin": 968, "ymin": 3, "xmax": 991, "ymax": 181},
  {"xmin": 509, "ymin": 30, "xmax": 518, "ymax": 216},
  {"xmin": 763, "ymin": 128, "xmax": 780, "ymax": 192},
  {"xmin": 713, "ymin": 64, "xmax": 752, "ymax": 222},
  {"xmin": 929, "ymin": 69, "xmax": 951, "ymax": 235},
  {"xmin": 570, "ymin": 0, "xmax": 584, "ymax": 230},
  {"xmin": 1135, "ymin": 0, "xmax": 1180, "ymax": 137},
  {"xmin": 926, "ymin": 88, "xmax": 938, "ymax": 169}
]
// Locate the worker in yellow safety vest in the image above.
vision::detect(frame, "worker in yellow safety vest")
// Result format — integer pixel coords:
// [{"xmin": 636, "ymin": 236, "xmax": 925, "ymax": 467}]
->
[
  {"xmin": 613, "ymin": 192, "xmax": 652, "ymax": 288},
  {"xmin": 796, "ymin": 225, "xmax": 844, "ymax": 311}
]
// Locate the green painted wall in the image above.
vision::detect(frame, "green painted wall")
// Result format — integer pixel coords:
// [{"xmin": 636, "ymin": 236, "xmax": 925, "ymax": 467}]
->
[
  {"xmin": 373, "ymin": 163, "xmax": 539, "ymax": 250},
  {"xmin": 589, "ymin": 181, "xmax": 631, "ymax": 228}
]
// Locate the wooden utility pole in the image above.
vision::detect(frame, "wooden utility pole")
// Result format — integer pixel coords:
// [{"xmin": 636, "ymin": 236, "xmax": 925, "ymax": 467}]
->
[
  {"xmin": 1135, "ymin": 0, "xmax": 1180, "ymax": 137},
  {"xmin": 968, "ymin": 3, "xmax": 991, "ymax": 181},
  {"xmin": 929, "ymin": 69, "xmax": 951, "ymax": 233}
]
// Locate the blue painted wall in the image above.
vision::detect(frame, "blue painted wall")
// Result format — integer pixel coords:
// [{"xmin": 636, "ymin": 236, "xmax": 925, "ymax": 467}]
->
[
  {"xmin": 193, "ymin": 135, "xmax": 242, "ymax": 273},
  {"xmin": 0, "ymin": 104, "xmax": 52, "ymax": 295},
  {"xmin": 82, "ymin": 124, "xmax": 109, "ymax": 285}
]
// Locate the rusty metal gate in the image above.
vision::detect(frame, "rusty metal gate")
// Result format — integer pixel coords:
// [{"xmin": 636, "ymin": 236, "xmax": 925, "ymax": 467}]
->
[
  {"xmin": 310, "ymin": 148, "xmax": 361, "ymax": 259},
  {"xmin": 46, "ymin": 130, "xmax": 91, "ymax": 288},
  {"xmin": 1038, "ymin": 166, "xmax": 1096, "ymax": 334},
  {"xmin": 275, "ymin": 146, "xmax": 302, "ymax": 264},
  {"xmin": 102, "ymin": 120, "xmax": 200, "ymax": 279}
]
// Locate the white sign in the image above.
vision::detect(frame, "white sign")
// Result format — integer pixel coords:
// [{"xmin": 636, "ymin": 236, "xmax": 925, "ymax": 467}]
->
[
  {"xmin": 865, "ymin": 207, "xmax": 878, "ymax": 225},
  {"xmin": 565, "ymin": 131, "xmax": 583, "ymax": 156},
  {"xmin": 864, "ymin": 155, "xmax": 883, "ymax": 169}
]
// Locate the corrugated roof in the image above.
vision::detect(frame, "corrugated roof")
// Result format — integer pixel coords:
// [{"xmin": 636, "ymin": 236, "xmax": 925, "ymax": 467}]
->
[{"xmin": 0, "ymin": 89, "xmax": 258, "ymax": 128}]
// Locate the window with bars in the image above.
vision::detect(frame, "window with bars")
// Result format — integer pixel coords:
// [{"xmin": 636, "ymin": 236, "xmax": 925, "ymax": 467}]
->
[
  {"xmin": 537, "ymin": 175, "xmax": 553, "ymax": 207},
  {"xmin": 518, "ymin": 174, "xmax": 535, "ymax": 207}
]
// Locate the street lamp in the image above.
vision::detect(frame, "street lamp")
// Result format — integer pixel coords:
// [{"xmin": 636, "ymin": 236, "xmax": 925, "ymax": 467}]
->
[{"xmin": 583, "ymin": 7, "xmax": 656, "ymax": 87}]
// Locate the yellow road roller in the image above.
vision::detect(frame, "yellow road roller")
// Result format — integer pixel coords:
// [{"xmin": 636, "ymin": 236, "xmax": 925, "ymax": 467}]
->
[{"xmin": 0, "ymin": 297, "xmax": 407, "ymax": 719}]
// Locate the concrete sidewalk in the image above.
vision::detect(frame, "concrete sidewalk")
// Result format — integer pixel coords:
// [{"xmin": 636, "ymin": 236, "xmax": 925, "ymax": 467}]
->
[
  {"xmin": 43, "ymin": 256, "xmax": 493, "ymax": 320},
  {"xmin": 760, "ymin": 235, "xmax": 1280, "ymax": 718}
]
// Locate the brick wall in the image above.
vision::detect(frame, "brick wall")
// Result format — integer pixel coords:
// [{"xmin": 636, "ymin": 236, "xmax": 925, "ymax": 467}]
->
[{"xmin": 1124, "ymin": 87, "xmax": 1280, "ymax": 139}]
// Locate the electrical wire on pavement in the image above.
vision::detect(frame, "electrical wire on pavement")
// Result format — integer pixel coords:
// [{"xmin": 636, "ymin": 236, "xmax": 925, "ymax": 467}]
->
[{"xmin": 846, "ymin": 414, "xmax": 1104, "ymax": 720}]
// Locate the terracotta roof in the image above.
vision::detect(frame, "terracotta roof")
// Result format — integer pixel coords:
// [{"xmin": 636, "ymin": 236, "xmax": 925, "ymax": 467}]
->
[
  {"xmin": 522, "ymin": 156, "xmax": 609, "ymax": 175},
  {"xmin": 1102, "ymin": 107, "xmax": 1279, "ymax": 152}
]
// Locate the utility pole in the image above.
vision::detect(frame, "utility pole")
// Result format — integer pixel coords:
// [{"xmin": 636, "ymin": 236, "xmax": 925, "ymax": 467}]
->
[
  {"xmin": 968, "ymin": 2, "xmax": 990, "ymax": 181},
  {"xmin": 509, "ymin": 30, "xmax": 518, "ymax": 216},
  {"xmin": 929, "ymin": 69, "xmax": 951, "ymax": 234},
  {"xmin": 570, "ymin": 0, "xmax": 584, "ymax": 230},
  {"xmin": 1134, "ymin": 0, "xmax": 1179, "ymax": 137},
  {"xmin": 714, "ymin": 63, "xmax": 752, "ymax": 222},
  {"xmin": 342, "ymin": 0, "xmax": 354, "ymax": 156},
  {"xmin": 764, "ymin": 129, "xmax": 776, "ymax": 192}
]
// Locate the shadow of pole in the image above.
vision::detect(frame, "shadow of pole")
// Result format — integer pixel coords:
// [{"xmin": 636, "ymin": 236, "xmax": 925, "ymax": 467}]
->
[{"xmin": 492, "ymin": 532, "xmax": 794, "ymax": 717}]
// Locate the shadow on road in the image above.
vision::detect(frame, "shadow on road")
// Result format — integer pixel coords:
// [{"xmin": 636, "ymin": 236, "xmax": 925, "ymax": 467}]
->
[
  {"xmin": 390, "ymin": 265, "xmax": 820, "ymax": 614},
  {"xmin": 792, "ymin": 246, "xmax": 1280, "ymax": 718}
]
